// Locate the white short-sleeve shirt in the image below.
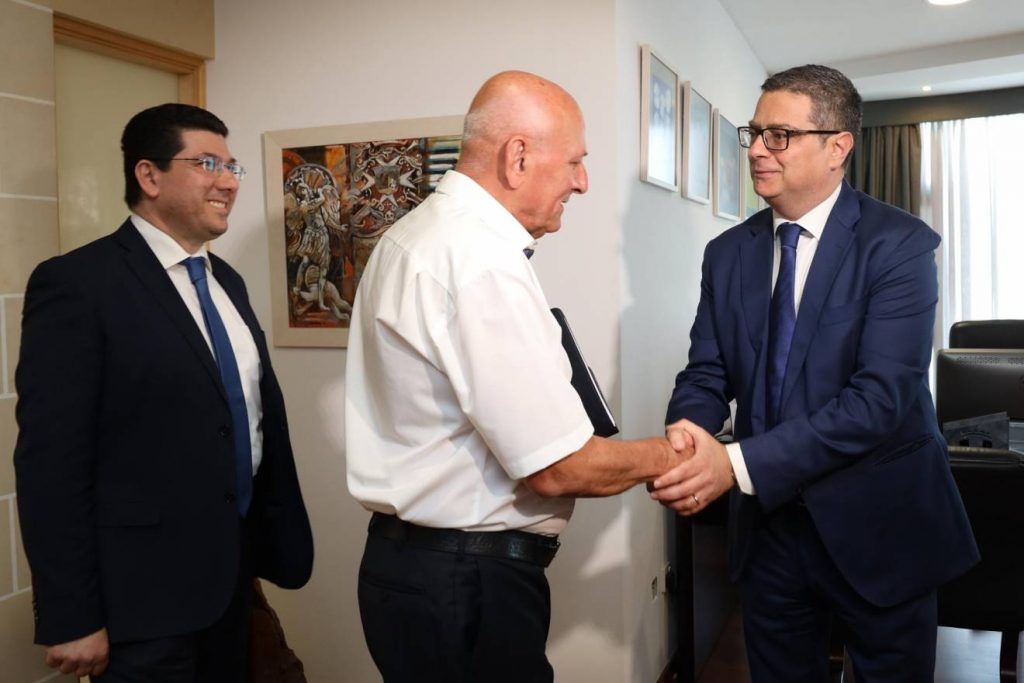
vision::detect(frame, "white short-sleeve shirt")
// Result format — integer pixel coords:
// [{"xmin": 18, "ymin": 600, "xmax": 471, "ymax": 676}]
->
[{"xmin": 345, "ymin": 171, "xmax": 593, "ymax": 535}]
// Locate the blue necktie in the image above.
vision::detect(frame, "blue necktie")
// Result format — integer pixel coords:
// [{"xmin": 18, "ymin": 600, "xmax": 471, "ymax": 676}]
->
[
  {"xmin": 766, "ymin": 222, "xmax": 802, "ymax": 428},
  {"xmin": 183, "ymin": 257, "xmax": 253, "ymax": 516}
]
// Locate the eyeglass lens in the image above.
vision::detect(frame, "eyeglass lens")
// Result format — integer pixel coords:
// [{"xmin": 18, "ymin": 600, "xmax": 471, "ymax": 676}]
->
[
  {"xmin": 197, "ymin": 156, "xmax": 245, "ymax": 180},
  {"xmin": 739, "ymin": 127, "xmax": 789, "ymax": 151}
]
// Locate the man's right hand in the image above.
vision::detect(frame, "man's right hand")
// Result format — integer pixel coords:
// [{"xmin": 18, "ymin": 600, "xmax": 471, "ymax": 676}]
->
[
  {"xmin": 45, "ymin": 627, "xmax": 109, "ymax": 678},
  {"xmin": 652, "ymin": 420, "xmax": 735, "ymax": 515}
]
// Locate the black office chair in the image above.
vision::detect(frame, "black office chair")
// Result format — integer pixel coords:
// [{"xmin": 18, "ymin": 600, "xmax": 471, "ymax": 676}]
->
[
  {"xmin": 938, "ymin": 446, "xmax": 1024, "ymax": 682},
  {"xmin": 949, "ymin": 320, "xmax": 1024, "ymax": 349}
]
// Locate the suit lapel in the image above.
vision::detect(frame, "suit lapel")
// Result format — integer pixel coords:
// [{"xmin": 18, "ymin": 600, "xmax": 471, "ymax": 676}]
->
[
  {"xmin": 740, "ymin": 212, "xmax": 775, "ymax": 352},
  {"xmin": 115, "ymin": 220, "xmax": 228, "ymax": 403},
  {"xmin": 740, "ymin": 212, "xmax": 774, "ymax": 432},
  {"xmin": 779, "ymin": 182, "xmax": 860, "ymax": 410},
  {"xmin": 211, "ymin": 255, "xmax": 268, "ymax": 383}
]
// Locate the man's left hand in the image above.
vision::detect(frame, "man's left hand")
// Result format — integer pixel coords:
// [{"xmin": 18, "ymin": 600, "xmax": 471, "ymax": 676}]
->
[{"xmin": 650, "ymin": 419, "xmax": 734, "ymax": 515}]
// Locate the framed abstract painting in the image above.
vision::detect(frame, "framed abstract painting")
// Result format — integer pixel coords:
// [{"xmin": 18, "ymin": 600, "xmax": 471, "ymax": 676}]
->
[{"xmin": 262, "ymin": 115, "xmax": 464, "ymax": 347}]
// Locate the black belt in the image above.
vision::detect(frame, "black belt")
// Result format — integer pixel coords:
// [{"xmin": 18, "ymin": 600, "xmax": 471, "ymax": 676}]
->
[{"xmin": 368, "ymin": 512, "xmax": 560, "ymax": 568}]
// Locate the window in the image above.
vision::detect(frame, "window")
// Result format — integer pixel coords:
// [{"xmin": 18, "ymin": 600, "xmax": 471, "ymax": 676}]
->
[{"xmin": 920, "ymin": 114, "xmax": 1024, "ymax": 347}]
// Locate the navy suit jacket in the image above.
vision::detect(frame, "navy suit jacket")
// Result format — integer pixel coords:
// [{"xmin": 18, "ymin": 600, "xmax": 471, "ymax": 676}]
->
[
  {"xmin": 666, "ymin": 182, "xmax": 977, "ymax": 607},
  {"xmin": 14, "ymin": 220, "xmax": 313, "ymax": 645}
]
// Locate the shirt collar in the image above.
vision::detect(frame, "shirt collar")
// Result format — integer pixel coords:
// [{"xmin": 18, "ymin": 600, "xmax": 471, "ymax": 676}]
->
[
  {"xmin": 130, "ymin": 213, "xmax": 211, "ymax": 273},
  {"xmin": 771, "ymin": 182, "xmax": 843, "ymax": 241},
  {"xmin": 434, "ymin": 170, "xmax": 536, "ymax": 252}
]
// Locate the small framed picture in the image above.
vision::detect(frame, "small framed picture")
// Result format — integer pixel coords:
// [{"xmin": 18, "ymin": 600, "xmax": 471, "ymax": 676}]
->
[
  {"xmin": 639, "ymin": 44, "xmax": 679, "ymax": 191},
  {"xmin": 741, "ymin": 155, "xmax": 766, "ymax": 219},
  {"xmin": 681, "ymin": 82, "xmax": 711, "ymax": 204},
  {"xmin": 712, "ymin": 110, "xmax": 741, "ymax": 221}
]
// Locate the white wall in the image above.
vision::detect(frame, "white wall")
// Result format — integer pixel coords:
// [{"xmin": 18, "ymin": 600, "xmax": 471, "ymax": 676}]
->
[
  {"xmin": 208, "ymin": 0, "xmax": 765, "ymax": 680},
  {"xmin": 208, "ymin": 1, "xmax": 630, "ymax": 681},
  {"xmin": 615, "ymin": 0, "xmax": 765, "ymax": 680}
]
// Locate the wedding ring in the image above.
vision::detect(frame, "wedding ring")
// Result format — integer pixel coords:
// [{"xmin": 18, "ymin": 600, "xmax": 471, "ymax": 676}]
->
[{"xmin": 692, "ymin": 494, "xmax": 700, "ymax": 506}]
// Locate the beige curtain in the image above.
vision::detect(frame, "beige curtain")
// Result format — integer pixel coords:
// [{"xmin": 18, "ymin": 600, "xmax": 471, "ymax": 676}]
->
[{"xmin": 851, "ymin": 124, "xmax": 921, "ymax": 215}]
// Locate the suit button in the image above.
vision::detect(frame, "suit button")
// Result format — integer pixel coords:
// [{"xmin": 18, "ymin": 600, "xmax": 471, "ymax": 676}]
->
[
  {"xmin": 225, "ymin": 492, "xmax": 236, "ymax": 504},
  {"xmin": 219, "ymin": 425, "xmax": 232, "ymax": 438}
]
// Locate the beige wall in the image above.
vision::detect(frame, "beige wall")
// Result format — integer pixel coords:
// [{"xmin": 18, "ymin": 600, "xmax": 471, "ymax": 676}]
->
[
  {"xmin": 615, "ymin": 2, "xmax": 767, "ymax": 678},
  {"xmin": 208, "ymin": 1, "xmax": 763, "ymax": 681},
  {"xmin": 208, "ymin": 1, "xmax": 628, "ymax": 679},
  {"xmin": 0, "ymin": 0, "xmax": 64, "ymax": 680},
  {"xmin": 1, "ymin": 1, "xmax": 211, "ymax": 681},
  {"xmin": 1, "ymin": 0, "xmax": 761, "ymax": 679}
]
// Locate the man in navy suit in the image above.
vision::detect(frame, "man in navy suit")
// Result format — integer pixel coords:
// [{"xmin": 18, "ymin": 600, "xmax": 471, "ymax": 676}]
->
[
  {"xmin": 14, "ymin": 104, "xmax": 313, "ymax": 681},
  {"xmin": 653, "ymin": 65, "xmax": 977, "ymax": 681}
]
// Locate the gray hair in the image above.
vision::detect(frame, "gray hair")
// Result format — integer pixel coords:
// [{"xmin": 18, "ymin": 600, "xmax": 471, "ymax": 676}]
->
[{"xmin": 762, "ymin": 64, "xmax": 862, "ymax": 134}]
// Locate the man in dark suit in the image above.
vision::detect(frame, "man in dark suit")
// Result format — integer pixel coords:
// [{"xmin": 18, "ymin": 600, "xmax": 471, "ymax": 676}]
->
[
  {"xmin": 14, "ymin": 103, "xmax": 313, "ymax": 681},
  {"xmin": 652, "ymin": 65, "xmax": 977, "ymax": 681}
]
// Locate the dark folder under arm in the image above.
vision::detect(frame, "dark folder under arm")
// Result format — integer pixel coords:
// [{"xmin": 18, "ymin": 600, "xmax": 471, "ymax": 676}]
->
[{"xmin": 551, "ymin": 308, "xmax": 619, "ymax": 438}]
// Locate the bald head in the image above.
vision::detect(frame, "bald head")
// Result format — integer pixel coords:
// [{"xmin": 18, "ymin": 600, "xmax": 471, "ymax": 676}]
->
[
  {"xmin": 460, "ymin": 71, "xmax": 581, "ymax": 156},
  {"xmin": 456, "ymin": 71, "xmax": 588, "ymax": 238}
]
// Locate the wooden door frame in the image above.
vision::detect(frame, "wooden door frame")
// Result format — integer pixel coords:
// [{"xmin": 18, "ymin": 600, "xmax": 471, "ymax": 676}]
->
[{"xmin": 53, "ymin": 14, "xmax": 206, "ymax": 106}]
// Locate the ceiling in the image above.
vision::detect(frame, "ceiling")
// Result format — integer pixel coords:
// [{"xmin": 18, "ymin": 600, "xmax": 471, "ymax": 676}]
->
[{"xmin": 716, "ymin": 0, "xmax": 1024, "ymax": 101}]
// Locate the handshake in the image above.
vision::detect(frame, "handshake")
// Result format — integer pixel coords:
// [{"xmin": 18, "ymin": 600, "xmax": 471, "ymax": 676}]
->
[{"xmin": 647, "ymin": 419, "xmax": 736, "ymax": 516}]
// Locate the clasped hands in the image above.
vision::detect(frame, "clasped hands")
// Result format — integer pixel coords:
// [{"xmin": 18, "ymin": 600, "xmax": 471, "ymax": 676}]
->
[{"xmin": 649, "ymin": 419, "xmax": 735, "ymax": 516}]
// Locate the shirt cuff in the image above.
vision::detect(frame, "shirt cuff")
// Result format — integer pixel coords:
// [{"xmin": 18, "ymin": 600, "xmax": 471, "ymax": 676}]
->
[{"xmin": 726, "ymin": 441, "xmax": 755, "ymax": 495}]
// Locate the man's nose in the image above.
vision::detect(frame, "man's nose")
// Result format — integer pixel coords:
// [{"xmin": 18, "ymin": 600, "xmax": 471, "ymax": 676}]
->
[
  {"xmin": 748, "ymin": 132, "xmax": 770, "ymax": 158},
  {"xmin": 574, "ymin": 163, "xmax": 589, "ymax": 194},
  {"xmin": 217, "ymin": 168, "xmax": 240, "ymax": 191}
]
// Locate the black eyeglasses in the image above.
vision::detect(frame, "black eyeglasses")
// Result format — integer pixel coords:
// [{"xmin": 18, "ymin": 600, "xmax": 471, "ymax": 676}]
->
[
  {"xmin": 738, "ymin": 126, "xmax": 843, "ymax": 151},
  {"xmin": 151, "ymin": 155, "xmax": 246, "ymax": 180}
]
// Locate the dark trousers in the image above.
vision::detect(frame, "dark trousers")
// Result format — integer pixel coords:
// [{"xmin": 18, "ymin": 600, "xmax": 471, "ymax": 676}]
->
[
  {"xmin": 740, "ymin": 503, "xmax": 937, "ymax": 683},
  {"xmin": 358, "ymin": 533, "xmax": 554, "ymax": 683},
  {"xmin": 97, "ymin": 524, "xmax": 253, "ymax": 683}
]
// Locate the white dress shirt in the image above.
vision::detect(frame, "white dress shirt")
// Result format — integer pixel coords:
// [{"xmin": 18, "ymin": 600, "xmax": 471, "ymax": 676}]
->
[
  {"xmin": 131, "ymin": 214, "xmax": 263, "ymax": 474},
  {"xmin": 345, "ymin": 171, "xmax": 593, "ymax": 535},
  {"xmin": 726, "ymin": 182, "xmax": 843, "ymax": 494}
]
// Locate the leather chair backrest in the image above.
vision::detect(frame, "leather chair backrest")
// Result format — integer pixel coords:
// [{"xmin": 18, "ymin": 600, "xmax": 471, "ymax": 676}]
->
[
  {"xmin": 949, "ymin": 320, "xmax": 1024, "ymax": 349},
  {"xmin": 938, "ymin": 447, "xmax": 1024, "ymax": 631}
]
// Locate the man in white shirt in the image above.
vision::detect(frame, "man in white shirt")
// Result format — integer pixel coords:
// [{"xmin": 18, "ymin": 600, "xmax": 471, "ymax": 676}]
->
[
  {"xmin": 653, "ymin": 65, "xmax": 977, "ymax": 682},
  {"xmin": 15, "ymin": 104, "xmax": 313, "ymax": 681},
  {"xmin": 346, "ymin": 71, "xmax": 684, "ymax": 682}
]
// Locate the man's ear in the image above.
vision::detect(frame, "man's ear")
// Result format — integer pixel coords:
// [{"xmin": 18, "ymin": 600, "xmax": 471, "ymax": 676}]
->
[
  {"xmin": 830, "ymin": 131, "xmax": 855, "ymax": 171},
  {"xmin": 501, "ymin": 136, "xmax": 528, "ymax": 190},
  {"xmin": 135, "ymin": 160, "xmax": 161, "ymax": 200}
]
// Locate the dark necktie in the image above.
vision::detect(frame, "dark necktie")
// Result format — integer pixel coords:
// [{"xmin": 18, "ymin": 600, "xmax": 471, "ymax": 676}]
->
[
  {"xmin": 183, "ymin": 257, "xmax": 253, "ymax": 516},
  {"xmin": 766, "ymin": 222, "xmax": 802, "ymax": 428},
  {"xmin": 523, "ymin": 247, "xmax": 535, "ymax": 259}
]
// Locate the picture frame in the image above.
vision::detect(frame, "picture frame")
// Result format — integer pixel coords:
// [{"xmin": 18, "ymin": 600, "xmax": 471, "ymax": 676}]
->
[
  {"xmin": 680, "ymin": 81, "xmax": 711, "ymax": 204},
  {"xmin": 262, "ymin": 115, "xmax": 464, "ymax": 348},
  {"xmin": 639, "ymin": 44, "xmax": 679, "ymax": 191},
  {"xmin": 712, "ymin": 110, "xmax": 741, "ymax": 221}
]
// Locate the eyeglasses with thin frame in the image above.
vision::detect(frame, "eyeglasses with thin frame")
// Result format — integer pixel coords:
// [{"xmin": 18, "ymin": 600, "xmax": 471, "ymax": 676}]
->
[
  {"xmin": 738, "ymin": 126, "xmax": 843, "ymax": 151},
  {"xmin": 151, "ymin": 155, "xmax": 247, "ymax": 181}
]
